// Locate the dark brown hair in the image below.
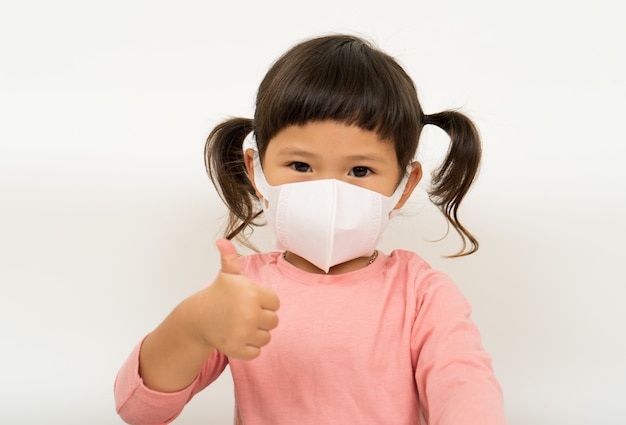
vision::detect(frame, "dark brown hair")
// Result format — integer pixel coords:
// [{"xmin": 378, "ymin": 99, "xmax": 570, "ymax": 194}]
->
[{"xmin": 205, "ymin": 34, "xmax": 481, "ymax": 256}]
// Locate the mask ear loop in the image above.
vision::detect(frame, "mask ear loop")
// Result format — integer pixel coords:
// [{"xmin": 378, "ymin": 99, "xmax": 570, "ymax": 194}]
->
[
  {"xmin": 242, "ymin": 132, "xmax": 275, "ymax": 202},
  {"xmin": 387, "ymin": 163, "xmax": 416, "ymax": 218},
  {"xmin": 242, "ymin": 131, "xmax": 258, "ymax": 154}
]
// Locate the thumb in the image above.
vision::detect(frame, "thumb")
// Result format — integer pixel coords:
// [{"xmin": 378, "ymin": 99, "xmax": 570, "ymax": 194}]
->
[{"xmin": 216, "ymin": 238, "xmax": 243, "ymax": 275}]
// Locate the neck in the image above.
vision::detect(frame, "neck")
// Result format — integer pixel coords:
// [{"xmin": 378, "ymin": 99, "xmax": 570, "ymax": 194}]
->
[{"xmin": 283, "ymin": 251, "xmax": 378, "ymax": 275}]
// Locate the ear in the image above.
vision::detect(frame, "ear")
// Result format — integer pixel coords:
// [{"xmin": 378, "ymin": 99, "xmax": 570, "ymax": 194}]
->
[
  {"xmin": 393, "ymin": 162, "xmax": 422, "ymax": 210},
  {"xmin": 244, "ymin": 149, "xmax": 263, "ymax": 199}
]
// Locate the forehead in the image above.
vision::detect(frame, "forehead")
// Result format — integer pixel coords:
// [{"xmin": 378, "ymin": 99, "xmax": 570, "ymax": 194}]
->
[{"xmin": 265, "ymin": 121, "xmax": 397, "ymax": 162}]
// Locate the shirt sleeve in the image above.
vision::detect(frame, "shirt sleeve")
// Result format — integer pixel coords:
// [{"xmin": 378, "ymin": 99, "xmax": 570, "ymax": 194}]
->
[
  {"xmin": 411, "ymin": 270, "xmax": 506, "ymax": 425},
  {"xmin": 114, "ymin": 336, "xmax": 228, "ymax": 425}
]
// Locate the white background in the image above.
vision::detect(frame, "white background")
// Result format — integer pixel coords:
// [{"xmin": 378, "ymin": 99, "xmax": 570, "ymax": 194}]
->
[{"xmin": 1, "ymin": 0, "xmax": 624, "ymax": 424}]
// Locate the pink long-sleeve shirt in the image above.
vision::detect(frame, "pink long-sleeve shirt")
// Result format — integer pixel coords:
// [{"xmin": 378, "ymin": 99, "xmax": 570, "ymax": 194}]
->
[{"xmin": 115, "ymin": 250, "xmax": 506, "ymax": 425}]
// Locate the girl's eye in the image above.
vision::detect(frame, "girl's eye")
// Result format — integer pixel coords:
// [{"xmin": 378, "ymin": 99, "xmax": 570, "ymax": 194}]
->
[
  {"xmin": 349, "ymin": 166, "xmax": 372, "ymax": 178},
  {"xmin": 290, "ymin": 162, "xmax": 312, "ymax": 173}
]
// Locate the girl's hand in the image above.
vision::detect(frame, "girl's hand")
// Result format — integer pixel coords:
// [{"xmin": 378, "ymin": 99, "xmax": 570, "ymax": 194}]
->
[{"xmin": 192, "ymin": 239, "xmax": 280, "ymax": 360}]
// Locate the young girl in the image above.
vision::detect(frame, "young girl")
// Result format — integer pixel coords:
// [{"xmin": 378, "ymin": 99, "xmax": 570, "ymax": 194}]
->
[{"xmin": 114, "ymin": 34, "xmax": 506, "ymax": 425}]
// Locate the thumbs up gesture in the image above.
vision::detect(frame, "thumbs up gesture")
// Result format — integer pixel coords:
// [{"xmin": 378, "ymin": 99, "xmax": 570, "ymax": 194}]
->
[{"xmin": 196, "ymin": 239, "xmax": 280, "ymax": 360}]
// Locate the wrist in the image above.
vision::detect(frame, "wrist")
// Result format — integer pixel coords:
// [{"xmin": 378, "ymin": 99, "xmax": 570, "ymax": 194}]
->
[{"xmin": 177, "ymin": 292, "xmax": 216, "ymax": 352}]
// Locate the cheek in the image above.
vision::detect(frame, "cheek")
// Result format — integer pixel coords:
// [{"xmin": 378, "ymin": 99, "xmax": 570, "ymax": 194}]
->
[
  {"xmin": 264, "ymin": 165, "xmax": 308, "ymax": 186},
  {"xmin": 378, "ymin": 173, "xmax": 405, "ymax": 197}
]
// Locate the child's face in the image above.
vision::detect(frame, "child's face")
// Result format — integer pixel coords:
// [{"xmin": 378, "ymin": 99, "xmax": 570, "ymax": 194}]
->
[{"xmin": 245, "ymin": 120, "xmax": 421, "ymax": 209}]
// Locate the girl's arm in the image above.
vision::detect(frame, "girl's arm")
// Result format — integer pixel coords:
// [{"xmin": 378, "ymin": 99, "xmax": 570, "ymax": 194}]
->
[
  {"xmin": 137, "ymin": 294, "xmax": 219, "ymax": 392},
  {"xmin": 114, "ymin": 331, "xmax": 227, "ymax": 425},
  {"xmin": 114, "ymin": 239, "xmax": 280, "ymax": 424},
  {"xmin": 412, "ymin": 272, "xmax": 506, "ymax": 425}
]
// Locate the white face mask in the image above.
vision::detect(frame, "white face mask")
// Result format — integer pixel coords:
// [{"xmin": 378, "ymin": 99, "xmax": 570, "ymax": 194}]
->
[{"xmin": 246, "ymin": 136, "xmax": 409, "ymax": 273}]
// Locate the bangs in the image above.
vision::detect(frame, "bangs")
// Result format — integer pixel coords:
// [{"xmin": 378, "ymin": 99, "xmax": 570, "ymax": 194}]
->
[{"xmin": 254, "ymin": 35, "xmax": 422, "ymax": 163}]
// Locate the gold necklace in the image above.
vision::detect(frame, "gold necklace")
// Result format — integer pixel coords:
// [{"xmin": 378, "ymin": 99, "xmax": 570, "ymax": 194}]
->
[{"xmin": 367, "ymin": 250, "xmax": 379, "ymax": 265}]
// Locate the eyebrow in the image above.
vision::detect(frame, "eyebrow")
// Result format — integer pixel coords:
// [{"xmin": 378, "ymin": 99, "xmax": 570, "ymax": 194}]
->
[
  {"xmin": 344, "ymin": 154, "xmax": 387, "ymax": 163},
  {"xmin": 275, "ymin": 148, "xmax": 317, "ymax": 158},
  {"xmin": 275, "ymin": 148, "xmax": 387, "ymax": 163}
]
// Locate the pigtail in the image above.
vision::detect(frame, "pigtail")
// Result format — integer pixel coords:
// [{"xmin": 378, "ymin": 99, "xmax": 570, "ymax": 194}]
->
[
  {"xmin": 423, "ymin": 111, "xmax": 481, "ymax": 257},
  {"xmin": 204, "ymin": 117, "xmax": 262, "ymax": 249}
]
